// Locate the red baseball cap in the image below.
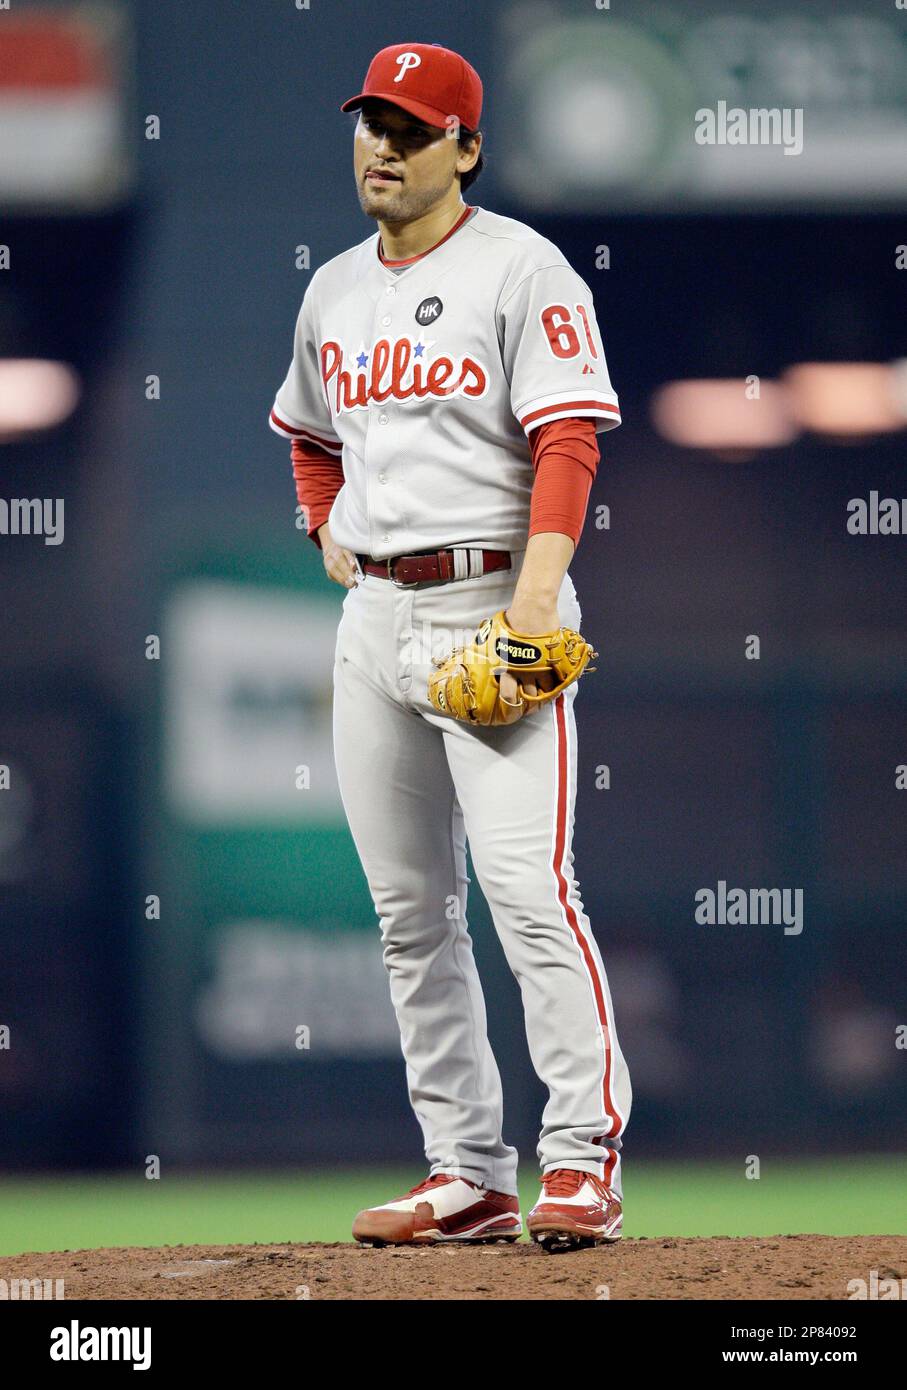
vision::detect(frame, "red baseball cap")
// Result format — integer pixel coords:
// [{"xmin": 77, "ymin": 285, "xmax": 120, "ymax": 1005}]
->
[{"xmin": 341, "ymin": 42, "xmax": 483, "ymax": 132}]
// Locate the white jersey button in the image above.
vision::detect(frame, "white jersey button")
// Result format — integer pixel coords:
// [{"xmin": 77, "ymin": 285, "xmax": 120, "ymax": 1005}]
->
[
  {"xmin": 385, "ymin": 285, "xmax": 396, "ymax": 296},
  {"xmin": 378, "ymin": 413, "xmax": 389, "ymax": 424},
  {"xmin": 381, "ymin": 315, "xmax": 391, "ymax": 327},
  {"xmin": 381, "ymin": 533, "xmax": 390, "ymax": 543},
  {"xmin": 378, "ymin": 473, "xmax": 388, "ymax": 484}
]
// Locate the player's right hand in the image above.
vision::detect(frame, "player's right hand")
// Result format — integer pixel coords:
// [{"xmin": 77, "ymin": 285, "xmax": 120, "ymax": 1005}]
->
[{"xmin": 318, "ymin": 523, "xmax": 359, "ymax": 588}]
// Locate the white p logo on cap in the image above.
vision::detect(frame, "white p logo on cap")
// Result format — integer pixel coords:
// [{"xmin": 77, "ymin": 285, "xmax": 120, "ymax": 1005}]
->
[{"xmin": 394, "ymin": 52, "xmax": 422, "ymax": 83}]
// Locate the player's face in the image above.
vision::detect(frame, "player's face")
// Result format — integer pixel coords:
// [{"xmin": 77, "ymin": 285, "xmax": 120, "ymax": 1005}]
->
[{"xmin": 353, "ymin": 101, "xmax": 475, "ymax": 223}]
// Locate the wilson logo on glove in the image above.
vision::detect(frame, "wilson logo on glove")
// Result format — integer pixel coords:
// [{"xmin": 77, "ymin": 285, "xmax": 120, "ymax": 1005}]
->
[
  {"xmin": 496, "ymin": 636, "xmax": 543, "ymax": 665},
  {"xmin": 428, "ymin": 610, "xmax": 597, "ymax": 727}
]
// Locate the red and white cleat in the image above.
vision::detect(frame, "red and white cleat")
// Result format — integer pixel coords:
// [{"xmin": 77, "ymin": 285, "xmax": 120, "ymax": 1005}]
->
[
  {"xmin": 527, "ymin": 1168, "xmax": 622, "ymax": 1251},
  {"xmin": 352, "ymin": 1173, "xmax": 523, "ymax": 1246}
]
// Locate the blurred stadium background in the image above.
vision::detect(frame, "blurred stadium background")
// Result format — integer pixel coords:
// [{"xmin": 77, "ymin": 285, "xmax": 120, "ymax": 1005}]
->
[{"xmin": 1, "ymin": 0, "xmax": 905, "ymax": 1255}]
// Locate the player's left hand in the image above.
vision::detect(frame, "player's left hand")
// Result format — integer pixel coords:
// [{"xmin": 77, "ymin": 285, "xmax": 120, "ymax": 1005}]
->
[
  {"xmin": 499, "ymin": 601, "xmax": 558, "ymax": 717},
  {"xmin": 428, "ymin": 606, "xmax": 595, "ymax": 727}
]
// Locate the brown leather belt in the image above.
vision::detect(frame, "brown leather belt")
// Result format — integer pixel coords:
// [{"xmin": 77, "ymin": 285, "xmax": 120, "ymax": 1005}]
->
[{"xmin": 357, "ymin": 547, "xmax": 512, "ymax": 587}]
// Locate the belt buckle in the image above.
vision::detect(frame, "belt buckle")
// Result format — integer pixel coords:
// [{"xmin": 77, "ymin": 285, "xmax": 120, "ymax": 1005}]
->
[
  {"xmin": 386, "ymin": 550, "xmax": 436, "ymax": 583},
  {"xmin": 386, "ymin": 555, "xmax": 422, "ymax": 588}
]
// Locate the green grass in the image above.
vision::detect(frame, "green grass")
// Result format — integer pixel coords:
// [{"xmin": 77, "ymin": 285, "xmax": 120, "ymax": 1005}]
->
[{"xmin": 0, "ymin": 1158, "xmax": 903, "ymax": 1256}]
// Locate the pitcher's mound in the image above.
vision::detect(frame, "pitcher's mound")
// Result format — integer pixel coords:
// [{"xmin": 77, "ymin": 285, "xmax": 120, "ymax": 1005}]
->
[{"xmin": 2, "ymin": 1234, "xmax": 904, "ymax": 1300}]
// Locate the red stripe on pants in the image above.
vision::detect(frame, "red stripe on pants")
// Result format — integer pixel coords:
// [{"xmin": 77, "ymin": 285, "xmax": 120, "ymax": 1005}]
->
[{"xmin": 551, "ymin": 694, "xmax": 620, "ymax": 1143}]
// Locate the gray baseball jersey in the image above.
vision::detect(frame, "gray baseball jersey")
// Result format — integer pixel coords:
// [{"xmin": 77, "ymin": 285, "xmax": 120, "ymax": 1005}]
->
[{"xmin": 269, "ymin": 205, "xmax": 621, "ymax": 559}]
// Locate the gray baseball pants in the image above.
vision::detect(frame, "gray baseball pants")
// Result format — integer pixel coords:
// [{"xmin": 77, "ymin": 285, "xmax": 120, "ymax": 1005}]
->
[{"xmin": 331, "ymin": 550, "xmax": 631, "ymax": 1197}]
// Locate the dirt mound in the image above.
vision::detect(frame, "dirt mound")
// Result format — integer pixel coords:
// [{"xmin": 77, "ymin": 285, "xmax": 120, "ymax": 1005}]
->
[{"xmin": 2, "ymin": 1234, "xmax": 904, "ymax": 1300}]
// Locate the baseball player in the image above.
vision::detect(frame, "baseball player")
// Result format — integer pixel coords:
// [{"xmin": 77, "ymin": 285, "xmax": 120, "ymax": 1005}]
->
[{"xmin": 269, "ymin": 42, "xmax": 631, "ymax": 1251}]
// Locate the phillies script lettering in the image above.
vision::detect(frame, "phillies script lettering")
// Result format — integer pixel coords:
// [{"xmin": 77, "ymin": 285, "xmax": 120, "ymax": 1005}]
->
[{"xmin": 321, "ymin": 338, "xmax": 488, "ymax": 413}]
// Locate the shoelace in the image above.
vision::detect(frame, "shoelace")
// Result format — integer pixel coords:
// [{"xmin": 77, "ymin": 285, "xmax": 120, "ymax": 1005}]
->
[
  {"xmin": 406, "ymin": 1173, "xmax": 457, "ymax": 1198},
  {"xmin": 541, "ymin": 1168, "xmax": 588, "ymax": 1198},
  {"xmin": 542, "ymin": 1169, "xmax": 617, "ymax": 1202}
]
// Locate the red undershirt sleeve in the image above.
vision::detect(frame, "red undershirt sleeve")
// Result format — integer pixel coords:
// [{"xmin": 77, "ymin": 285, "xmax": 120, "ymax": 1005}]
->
[
  {"xmin": 290, "ymin": 437, "xmax": 345, "ymax": 550},
  {"xmin": 527, "ymin": 417, "xmax": 601, "ymax": 547}
]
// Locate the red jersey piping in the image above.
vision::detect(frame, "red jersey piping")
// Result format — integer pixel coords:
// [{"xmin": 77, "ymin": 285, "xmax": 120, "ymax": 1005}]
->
[{"xmin": 378, "ymin": 205, "xmax": 475, "ymax": 268}]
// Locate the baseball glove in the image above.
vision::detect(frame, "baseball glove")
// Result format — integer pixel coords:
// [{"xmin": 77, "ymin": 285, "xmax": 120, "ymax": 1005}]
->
[{"xmin": 428, "ymin": 609, "xmax": 597, "ymax": 727}]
